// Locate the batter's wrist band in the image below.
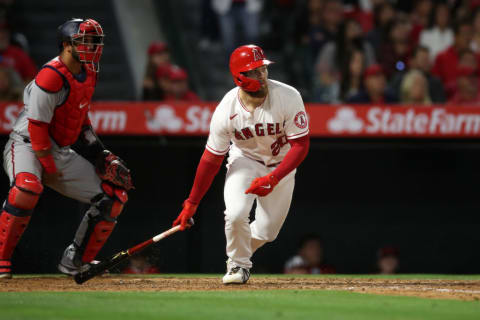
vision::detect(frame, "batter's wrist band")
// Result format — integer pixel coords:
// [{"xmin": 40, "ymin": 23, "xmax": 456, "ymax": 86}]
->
[{"xmin": 38, "ymin": 154, "xmax": 58, "ymax": 174}]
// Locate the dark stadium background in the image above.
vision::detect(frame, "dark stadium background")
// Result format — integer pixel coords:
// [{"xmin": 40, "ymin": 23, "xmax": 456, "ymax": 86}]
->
[
  {"xmin": 1, "ymin": 0, "xmax": 480, "ymax": 274},
  {"xmin": 2, "ymin": 136, "xmax": 479, "ymax": 274}
]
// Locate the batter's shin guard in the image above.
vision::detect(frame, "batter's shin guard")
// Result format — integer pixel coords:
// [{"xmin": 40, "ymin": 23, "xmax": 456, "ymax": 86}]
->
[
  {"xmin": 60, "ymin": 183, "xmax": 127, "ymax": 270},
  {"xmin": 0, "ymin": 173, "xmax": 43, "ymax": 276}
]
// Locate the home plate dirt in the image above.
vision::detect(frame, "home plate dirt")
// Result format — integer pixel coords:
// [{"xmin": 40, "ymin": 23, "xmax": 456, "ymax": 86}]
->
[{"xmin": 1, "ymin": 276, "xmax": 480, "ymax": 301}]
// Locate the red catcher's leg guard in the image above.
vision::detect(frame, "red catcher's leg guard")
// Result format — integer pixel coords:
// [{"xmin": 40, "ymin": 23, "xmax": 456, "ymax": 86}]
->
[
  {"xmin": 79, "ymin": 183, "xmax": 128, "ymax": 263},
  {"xmin": 81, "ymin": 221, "xmax": 115, "ymax": 263},
  {"xmin": 0, "ymin": 172, "xmax": 42, "ymax": 261}
]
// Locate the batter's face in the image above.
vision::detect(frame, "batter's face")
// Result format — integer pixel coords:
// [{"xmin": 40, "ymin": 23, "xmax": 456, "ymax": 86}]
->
[{"xmin": 243, "ymin": 65, "xmax": 269, "ymax": 98}]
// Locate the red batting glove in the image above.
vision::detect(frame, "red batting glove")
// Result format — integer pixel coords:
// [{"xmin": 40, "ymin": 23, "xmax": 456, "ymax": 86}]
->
[
  {"xmin": 173, "ymin": 200, "xmax": 198, "ymax": 231},
  {"xmin": 245, "ymin": 174, "xmax": 279, "ymax": 197}
]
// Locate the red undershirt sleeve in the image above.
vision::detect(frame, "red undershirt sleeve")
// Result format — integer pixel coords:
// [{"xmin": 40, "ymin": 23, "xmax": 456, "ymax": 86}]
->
[
  {"xmin": 187, "ymin": 149, "xmax": 224, "ymax": 204},
  {"xmin": 28, "ymin": 119, "xmax": 57, "ymax": 173},
  {"xmin": 271, "ymin": 135, "xmax": 310, "ymax": 181}
]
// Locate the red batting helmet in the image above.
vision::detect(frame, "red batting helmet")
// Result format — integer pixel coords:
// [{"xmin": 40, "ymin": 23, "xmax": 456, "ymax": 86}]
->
[
  {"xmin": 229, "ymin": 45, "xmax": 273, "ymax": 92},
  {"xmin": 57, "ymin": 18, "xmax": 105, "ymax": 72}
]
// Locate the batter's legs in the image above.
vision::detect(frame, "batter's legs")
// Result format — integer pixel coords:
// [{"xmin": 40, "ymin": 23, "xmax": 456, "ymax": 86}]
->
[
  {"xmin": 223, "ymin": 158, "xmax": 257, "ymax": 269},
  {"xmin": 250, "ymin": 171, "xmax": 295, "ymax": 253}
]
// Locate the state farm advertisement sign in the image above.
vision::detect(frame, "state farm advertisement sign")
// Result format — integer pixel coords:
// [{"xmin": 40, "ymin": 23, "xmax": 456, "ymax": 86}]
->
[
  {"xmin": 311, "ymin": 106, "xmax": 480, "ymax": 137},
  {"xmin": 1, "ymin": 102, "xmax": 480, "ymax": 138}
]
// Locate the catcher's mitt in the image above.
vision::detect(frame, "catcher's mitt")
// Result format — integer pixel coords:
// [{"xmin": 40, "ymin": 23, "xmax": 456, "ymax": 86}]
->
[{"xmin": 96, "ymin": 150, "xmax": 134, "ymax": 191}]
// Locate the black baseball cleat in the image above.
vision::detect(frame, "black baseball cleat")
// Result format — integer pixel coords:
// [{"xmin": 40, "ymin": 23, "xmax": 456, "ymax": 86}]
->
[
  {"xmin": 58, "ymin": 244, "xmax": 100, "ymax": 276},
  {"xmin": 0, "ymin": 260, "xmax": 12, "ymax": 279}
]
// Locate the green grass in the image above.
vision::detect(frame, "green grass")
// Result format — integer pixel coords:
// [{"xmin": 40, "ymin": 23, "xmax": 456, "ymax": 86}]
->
[
  {"xmin": 1, "ymin": 290, "xmax": 479, "ymax": 320},
  {"xmin": 2, "ymin": 274, "xmax": 480, "ymax": 320}
]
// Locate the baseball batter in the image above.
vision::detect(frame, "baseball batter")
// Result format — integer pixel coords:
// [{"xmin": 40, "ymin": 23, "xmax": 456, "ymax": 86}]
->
[
  {"xmin": 173, "ymin": 45, "xmax": 310, "ymax": 284},
  {"xmin": 0, "ymin": 18, "xmax": 133, "ymax": 278}
]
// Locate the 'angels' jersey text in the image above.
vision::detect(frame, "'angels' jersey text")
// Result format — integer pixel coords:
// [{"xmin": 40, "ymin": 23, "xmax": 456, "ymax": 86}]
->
[{"xmin": 234, "ymin": 122, "xmax": 282, "ymax": 140}]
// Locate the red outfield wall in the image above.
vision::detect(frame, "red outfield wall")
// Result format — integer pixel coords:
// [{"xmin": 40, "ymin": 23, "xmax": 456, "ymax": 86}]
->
[{"xmin": 1, "ymin": 102, "xmax": 480, "ymax": 137}]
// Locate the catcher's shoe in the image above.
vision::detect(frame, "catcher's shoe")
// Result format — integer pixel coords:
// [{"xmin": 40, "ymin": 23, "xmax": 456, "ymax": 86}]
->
[
  {"xmin": 58, "ymin": 244, "xmax": 99, "ymax": 276},
  {"xmin": 0, "ymin": 260, "xmax": 12, "ymax": 279},
  {"xmin": 222, "ymin": 260, "xmax": 250, "ymax": 284}
]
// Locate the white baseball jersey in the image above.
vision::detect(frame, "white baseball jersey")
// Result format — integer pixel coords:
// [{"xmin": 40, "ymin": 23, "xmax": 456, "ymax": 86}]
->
[{"xmin": 206, "ymin": 79, "xmax": 309, "ymax": 165}]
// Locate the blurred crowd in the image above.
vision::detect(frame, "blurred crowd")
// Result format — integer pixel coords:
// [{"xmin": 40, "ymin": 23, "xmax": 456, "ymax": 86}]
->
[
  {"xmin": 283, "ymin": 234, "xmax": 400, "ymax": 274},
  {"xmin": 3, "ymin": 0, "xmax": 480, "ymax": 106},
  {"xmin": 280, "ymin": 0, "xmax": 480, "ymax": 104},
  {"xmin": 193, "ymin": 0, "xmax": 480, "ymax": 105},
  {"xmin": 0, "ymin": 0, "xmax": 36, "ymax": 102},
  {"xmin": 142, "ymin": 41, "xmax": 200, "ymax": 102}
]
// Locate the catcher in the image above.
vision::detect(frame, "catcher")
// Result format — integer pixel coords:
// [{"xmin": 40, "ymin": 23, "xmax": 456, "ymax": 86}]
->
[{"xmin": 0, "ymin": 18, "xmax": 133, "ymax": 278}]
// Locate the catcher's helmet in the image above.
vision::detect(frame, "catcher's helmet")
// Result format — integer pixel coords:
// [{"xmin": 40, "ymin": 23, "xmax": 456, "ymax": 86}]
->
[
  {"xmin": 57, "ymin": 18, "xmax": 105, "ymax": 72},
  {"xmin": 229, "ymin": 44, "xmax": 272, "ymax": 92}
]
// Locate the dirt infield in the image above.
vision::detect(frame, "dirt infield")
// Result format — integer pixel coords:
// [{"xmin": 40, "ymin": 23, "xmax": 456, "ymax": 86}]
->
[{"xmin": 1, "ymin": 276, "xmax": 480, "ymax": 301}]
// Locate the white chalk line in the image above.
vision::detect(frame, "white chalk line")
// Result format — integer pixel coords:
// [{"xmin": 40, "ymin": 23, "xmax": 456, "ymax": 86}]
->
[{"xmin": 342, "ymin": 286, "xmax": 480, "ymax": 294}]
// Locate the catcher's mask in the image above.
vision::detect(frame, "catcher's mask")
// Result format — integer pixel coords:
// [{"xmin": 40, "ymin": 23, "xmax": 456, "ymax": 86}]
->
[{"xmin": 57, "ymin": 18, "xmax": 105, "ymax": 72}]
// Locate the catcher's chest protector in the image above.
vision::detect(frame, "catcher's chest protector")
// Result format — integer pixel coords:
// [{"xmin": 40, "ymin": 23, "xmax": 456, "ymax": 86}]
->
[{"xmin": 41, "ymin": 59, "xmax": 96, "ymax": 147}]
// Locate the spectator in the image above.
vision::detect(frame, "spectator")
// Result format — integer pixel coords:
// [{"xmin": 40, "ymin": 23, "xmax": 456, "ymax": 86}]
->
[
  {"xmin": 432, "ymin": 19, "xmax": 473, "ymax": 97},
  {"xmin": 294, "ymin": 0, "xmax": 344, "ymax": 62},
  {"xmin": 390, "ymin": 46, "xmax": 446, "ymax": 103},
  {"xmin": 471, "ymin": 8, "xmax": 480, "ymax": 53},
  {"xmin": 458, "ymin": 48, "xmax": 478, "ymax": 70},
  {"xmin": 0, "ymin": 2, "xmax": 30, "ymax": 53},
  {"xmin": 198, "ymin": 0, "xmax": 221, "ymax": 51},
  {"xmin": 377, "ymin": 246, "xmax": 399, "ymax": 274},
  {"xmin": 0, "ymin": 22, "xmax": 36, "ymax": 83},
  {"xmin": 0, "ymin": 65, "xmax": 22, "ymax": 101},
  {"xmin": 399, "ymin": 69, "xmax": 431, "ymax": 105},
  {"xmin": 144, "ymin": 64, "xmax": 171, "ymax": 101},
  {"xmin": 122, "ymin": 253, "xmax": 160, "ymax": 274},
  {"xmin": 377, "ymin": 18, "xmax": 412, "ymax": 80},
  {"xmin": 291, "ymin": 0, "xmax": 329, "ymax": 94},
  {"xmin": 409, "ymin": 0, "xmax": 433, "ymax": 48},
  {"xmin": 419, "ymin": 2, "xmax": 454, "ymax": 62},
  {"xmin": 339, "ymin": 49, "xmax": 366, "ymax": 102},
  {"xmin": 347, "ymin": 64, "xmax": 397, "ymax": 104},
  {"xmin": 284, "ymin": 234, "xmax": 335, "ymax": 274},
  {"xmin": 366, "ymin": 2, "xmax": 396, "ymax": 52},
  {"xmin": 164, "ymin": 65, "xmax": 200, "ymax": 102},
  {"xmin": 142, "ymin": 41, "xmax": 170, "ymax": 101},
  {"xmin": 212, "ymin": 0, "xmax": 263, "ymax": 57},
  {"xmin": 448, "ymin": 66, "xmax": 480, "ymax": 105},
  {"xmin": 313, "ymin": 18, "xmax": 376, "ymax": 103}
]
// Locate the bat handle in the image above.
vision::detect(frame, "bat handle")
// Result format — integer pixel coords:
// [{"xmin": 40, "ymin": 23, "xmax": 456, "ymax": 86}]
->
[{"xmin": 152, "ymin": 225, "xmax": 181, "ymax": 242}]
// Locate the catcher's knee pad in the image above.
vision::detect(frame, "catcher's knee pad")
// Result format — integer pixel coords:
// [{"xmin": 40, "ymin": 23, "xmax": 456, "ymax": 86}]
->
[
  {"xmin": 0, "ymin": 172, "xmax": 43, "ymax": 260},
  {"xmin": 4, "ymin": 172, "xmax": 43, "ymax": 215},
  {"xmin": 70, "ymin": 182, "xmax": 128, "ymax": 264},
  {"xmin": 98, "ymin": 182, "xmax": 128, "ymax": 219}
]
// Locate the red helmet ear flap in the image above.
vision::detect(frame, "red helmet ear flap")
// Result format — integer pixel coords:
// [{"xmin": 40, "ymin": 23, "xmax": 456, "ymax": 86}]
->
[{"xmin": 235, "ymin": 73, "xmax": 261, "ymax": 92}]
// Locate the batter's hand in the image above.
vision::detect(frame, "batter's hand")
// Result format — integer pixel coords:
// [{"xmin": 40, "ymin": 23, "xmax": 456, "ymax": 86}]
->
[
  {"xmin": 245, "ymin": 174, "xmax": 279, "ymax": 197},
  {"xmin": 173, "ymin": 200, "xmax": 198, "ymax": 231}
]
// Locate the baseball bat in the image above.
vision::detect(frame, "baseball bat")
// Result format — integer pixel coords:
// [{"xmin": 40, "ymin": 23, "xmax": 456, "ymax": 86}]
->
[{"xmin": 74, "ymin": 225, "xmax": 181, "ymax": 284}]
